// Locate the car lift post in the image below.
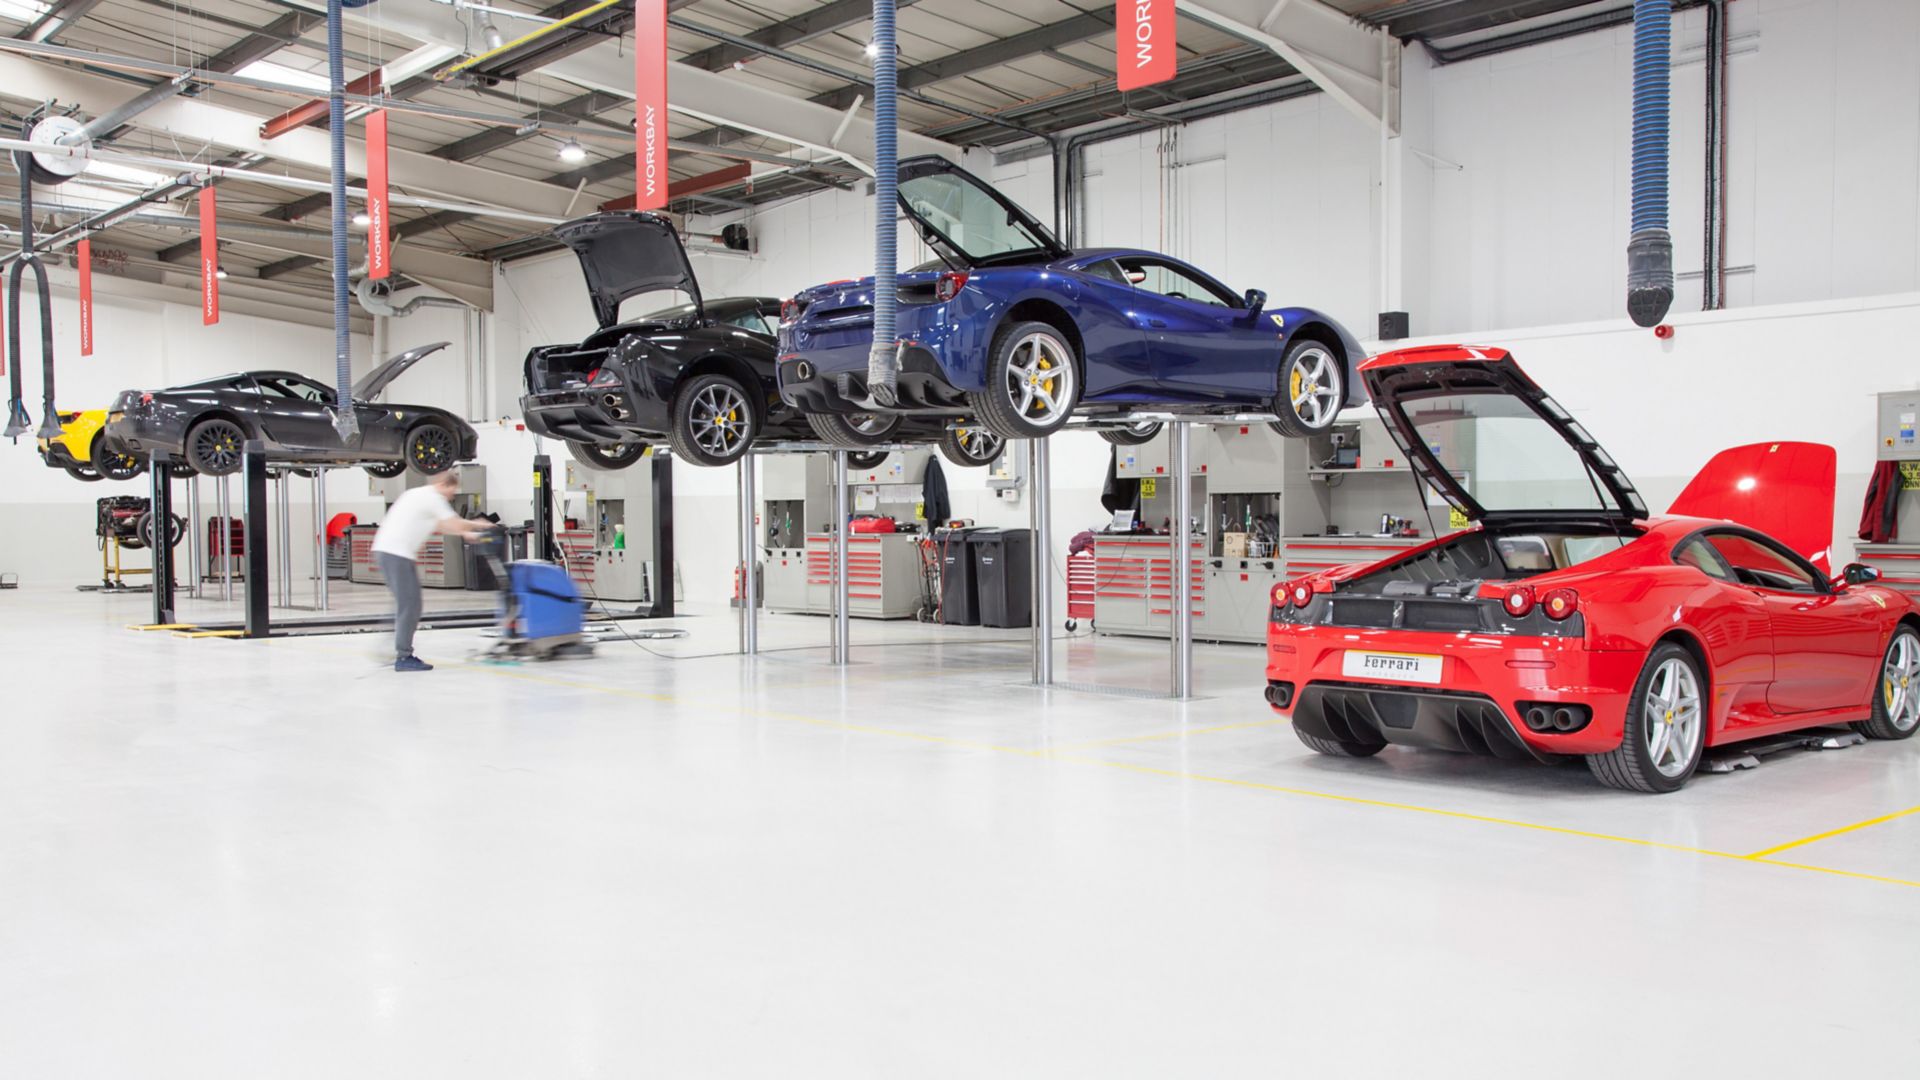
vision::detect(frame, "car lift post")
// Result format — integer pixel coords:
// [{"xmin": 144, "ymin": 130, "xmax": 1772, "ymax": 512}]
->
[
  {"xmin": 737, "ymin": 454, "xmax": 759, "ymax": 656},
  {"xmin": 241, "ymin": 442, "xmax": 270, "ymax": 638},
  {"xmin": 831, "ymin": 449, "xmax": 850, "ymax": 665},
  {"xmin": 309, "ymin": 468, "xmax": 330, "ymax": 612},
  {"xmin": 1029, "ymin": 437, "xmax": 1053, "ymax": 686},
  {"xmin": 531, "ymin": 453, "xmax": 558, "ymax": 563},
  {"xmin": 215, "ymin": 475, "xmax": 234, "ymax": 601},
  {"xmin": 183, "ymin": 472, "xmax": 202, "ymax": 598},
  {"xmin": 149, "ymin": 451, "xmax": 176, "ymax": 626},
  {"xmin": 275, "ymin": 470, "xmax": 293, "ymax": 608},
  {"xmin": 1169, "ymin": 421, "xmax": 1194, "ymax": 699},
  {"xmin": 646, "ymin": 451, "xmax": 675, "ymax": 617}
]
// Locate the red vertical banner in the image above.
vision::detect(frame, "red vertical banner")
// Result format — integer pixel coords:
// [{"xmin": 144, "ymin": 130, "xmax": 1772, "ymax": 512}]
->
[
  {"xmin": 1116, "ymin": 0, "xmax": 1177, "ymax": 91},
  {"xmin": 199, "ymin": 187, "xmax": 219, "ymax": 326},
  {"xmin": 366, "ymin": 108, "xmax": 391, "ymax": 280},
  {"xmin": 634, "ymin": 0, "xmax": 668, "ymax": 211},
  {"xmin": 77, "ymin": 237, "xmax": 94, "ymax": 357}
]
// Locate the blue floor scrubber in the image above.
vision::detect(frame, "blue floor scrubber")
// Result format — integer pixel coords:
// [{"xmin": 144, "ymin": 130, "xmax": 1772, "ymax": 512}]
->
[{"xmin": 487, "ymin": 555, "xmax": 594, "ymax": 660}]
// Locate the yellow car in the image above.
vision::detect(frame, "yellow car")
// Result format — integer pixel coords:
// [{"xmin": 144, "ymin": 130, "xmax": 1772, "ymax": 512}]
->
[{"xmin": 37, "ymin": 409, "xmax": 147, "ymax": 482}]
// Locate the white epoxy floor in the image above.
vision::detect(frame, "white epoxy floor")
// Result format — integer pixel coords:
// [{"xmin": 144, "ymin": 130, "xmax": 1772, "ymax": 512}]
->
[{"xmin": 4, "ymin": 584, "xmax": 1919, "ymax": 1077}]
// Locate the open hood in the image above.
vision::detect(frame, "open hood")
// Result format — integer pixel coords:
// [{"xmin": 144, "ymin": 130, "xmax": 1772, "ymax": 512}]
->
[
  {"xmin": 897, "ymin": 155, "xmax": 1069, "ymax": 269},
  {"xmin": 1668, "ymin": 442, "xmax": 1837, "ymax": 572},
  {"xmin": 552, "ymin": 212, "xmax": 701, "ymax": 329},
  {"xmin": 353, "ymin": 341, "xmax": 450, "ymax": 402},
  {"xmin": 1361, "ymin": 345, "xmax": 1648, "ymax": 524}
]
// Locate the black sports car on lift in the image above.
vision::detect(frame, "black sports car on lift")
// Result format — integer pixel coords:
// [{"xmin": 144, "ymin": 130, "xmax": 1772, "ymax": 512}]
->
[
  {"xmin": 519, "ymin": 211, "xmax": 1005, "ymax": 470},
  {"xmin": 102, "ymin": 342, "xmax": 479, "ymax": 478}
]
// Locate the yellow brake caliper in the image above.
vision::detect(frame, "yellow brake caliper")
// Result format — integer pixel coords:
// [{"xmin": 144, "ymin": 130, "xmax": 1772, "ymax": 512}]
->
[{"xmin": 1035, "ymin": 357, "xmax": 1054, "ymax": 416}]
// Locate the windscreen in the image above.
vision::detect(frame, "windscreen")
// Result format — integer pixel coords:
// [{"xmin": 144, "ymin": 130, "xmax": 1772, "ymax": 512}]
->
[
  {"xmin": 899, "ymin": 170, "xmax": 1053, "ymax": 263},
  {"xmin": 1405, "ymin": 392, "xmax": 1611, "ymax": 513}
]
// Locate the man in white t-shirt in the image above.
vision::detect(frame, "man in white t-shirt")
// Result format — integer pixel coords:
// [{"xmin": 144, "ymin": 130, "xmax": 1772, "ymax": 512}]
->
[{"xmin": 372, "ymin": 471, "xmax": 498, "ymax": 671}]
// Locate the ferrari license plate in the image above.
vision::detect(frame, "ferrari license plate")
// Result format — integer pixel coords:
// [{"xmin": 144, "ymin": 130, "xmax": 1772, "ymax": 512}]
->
[{"xmin": 1342, "ymin": 650, "xmax": 1443, "ymax": 685}]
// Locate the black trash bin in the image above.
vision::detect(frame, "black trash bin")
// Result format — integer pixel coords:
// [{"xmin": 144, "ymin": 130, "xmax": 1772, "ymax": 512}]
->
[
  {"xmin": 934, "ymin": 527, "xmax": 982, "ymax": 625},
  {"xmin": 972, "ymin": 528, "xmax": 1033, "ymax": 628}
]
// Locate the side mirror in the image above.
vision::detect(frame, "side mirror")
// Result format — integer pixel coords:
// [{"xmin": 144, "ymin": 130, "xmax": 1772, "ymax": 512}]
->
[
  {"xmin": 1838, "ymin": 563, "xmax": 1881, "ymax": 587},
  {"xmin": 1244, "ymin": 288, "xmax": 1267, "ymax": 317}
]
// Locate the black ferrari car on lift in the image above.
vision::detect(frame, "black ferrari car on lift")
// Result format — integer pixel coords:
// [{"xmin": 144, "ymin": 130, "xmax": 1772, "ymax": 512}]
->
[
  {"xmin": 102, "ymin": 342, "xmax": 479, "ymax": 478},
  {"xmin": 520, "ymin": 211, "xmax": 1004, "ymax": 470}
]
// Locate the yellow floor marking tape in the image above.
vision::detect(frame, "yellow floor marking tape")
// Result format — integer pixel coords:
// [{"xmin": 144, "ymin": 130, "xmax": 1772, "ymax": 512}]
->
[
  {"xmin": 129, "ymin": 624, "xmax": 197, "ymax": 631},
  {"xmin": 173, "ymin": 629, "xmax": 245, "ymax": 639},
  {"xmin": 1053, "ymin": 716, "xmax": 1291, "ymax": 752},
  {"xmin": 1744, "ymin": 803, "xmax": 1920, "ymax": 859},
  {"xmin": 256, "ymin": 638, "xmax": 1920, "ymax": 890}
]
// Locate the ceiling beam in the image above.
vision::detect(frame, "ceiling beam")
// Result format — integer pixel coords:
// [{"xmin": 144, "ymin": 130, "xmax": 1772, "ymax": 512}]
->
[
  {"xmin": 1175, "ymin": 0, "xmax": 1397, "ymax": 131},
  {"xmin": 598, "ymin": 163, "xmax": 751, "ymax": 211},
  {"xmin": 17, "ymin": 0, "xmax": 105, "ymax": 43},
  {"xmin": 680, "ymin": 0, "xmax": 924, "ymax": 72},
  {"xmin": 812, "ymin": 11, "xmax": 1111, "ymax": 111},
  {"xmin": 431, "ymin": 88, "xmax": 626, "ymax": 162}
]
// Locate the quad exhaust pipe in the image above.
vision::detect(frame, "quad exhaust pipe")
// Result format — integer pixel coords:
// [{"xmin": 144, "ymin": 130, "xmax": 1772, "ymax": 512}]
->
[{"xmin": 1522, "ymin": 703, "xmax": 1589, "ymax": 733}]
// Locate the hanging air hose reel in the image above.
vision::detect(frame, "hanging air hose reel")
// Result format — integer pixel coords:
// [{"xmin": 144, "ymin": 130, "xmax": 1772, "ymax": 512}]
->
[{"xmin": 3, "ymin": 107, "xmax": 87, "ymax": 442}]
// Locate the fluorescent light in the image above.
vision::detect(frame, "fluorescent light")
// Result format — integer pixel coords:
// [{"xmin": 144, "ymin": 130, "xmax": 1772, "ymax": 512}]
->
[
  {"xmin": 557, "ymin": 139, "xmax": 586, "ymax": 163},
  {"xmin": 237, "ymin": 60, "xmax": 333, "ymax": 94},
  {"xmin": 0, "ymin": 1, "xmax": 52, "ymax": 24}
]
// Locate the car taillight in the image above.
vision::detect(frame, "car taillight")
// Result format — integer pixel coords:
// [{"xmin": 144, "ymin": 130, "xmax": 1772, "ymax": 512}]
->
[
  {"xmin": 1502, "ymin": 586, "xmax": 1535, "ymax": 617},
  {"xmin": 586, "ymin": 368, "xmax": 619, "ymax": 387},
  {"xmin": 1271, "ymin": 583, "xmax": 1288, "ymax": 607},
  {"xmin": 1542, "ymin": 588, "xmax": 1579, "ymax": 620},
  {"xmin": 1290, "ymin": 582, "xmax": 1314, "ymax": 608},
  {"xmin": 935, "ymin": 270, "xmax": 969, "ymax": 302},
  {"xmin": 780, "ymin": 297, "xmax": 801, "ymax": 323},
  {"xmin": 140, "ymin": 393, "xmax": 153, "ymax": 406}
]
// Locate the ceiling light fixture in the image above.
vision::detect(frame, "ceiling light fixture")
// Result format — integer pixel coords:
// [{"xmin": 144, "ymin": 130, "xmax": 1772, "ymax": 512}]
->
[
  {"xmin": 215, "ymin": 265, "xmax": 229, "ymax": 280},
  {"xmin": 353, "ymin": 210, "xmax": 372, "ymax": 227},
  {"xmin": 557, "ymin": 138, "xmax": 586, "ymax": 163},
  {"xmin": 864, "ymin": 40, "xmax": 880, "ymax": 59},
  {"xmin": 482, "ymin": 22, "xmax": 504, "ymax": 50}
]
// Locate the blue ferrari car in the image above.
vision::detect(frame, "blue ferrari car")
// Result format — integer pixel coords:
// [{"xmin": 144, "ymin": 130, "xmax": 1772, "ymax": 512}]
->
[{"xmin": 777, "ymin": 156, "xmax": 1366, "ymax": 445}]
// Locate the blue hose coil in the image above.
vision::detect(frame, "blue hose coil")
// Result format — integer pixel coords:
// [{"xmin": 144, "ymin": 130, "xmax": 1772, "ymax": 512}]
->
[
  {"xmin": 867, "ymin": 0, "xmax": 899, "ymax": 404},
  {"xmin": 1630, "ymin": 0, "xmax": 1671, "ymax": 234},
  {"xmin": 327, "ymin": 0, "xmax": 358, "ymax": 437}
]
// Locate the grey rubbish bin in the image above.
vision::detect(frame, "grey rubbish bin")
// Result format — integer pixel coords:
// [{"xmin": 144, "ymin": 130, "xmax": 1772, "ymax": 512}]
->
[{"xmin": 972, "ymin": 528, "xmax": 1033, "ymax": 628}]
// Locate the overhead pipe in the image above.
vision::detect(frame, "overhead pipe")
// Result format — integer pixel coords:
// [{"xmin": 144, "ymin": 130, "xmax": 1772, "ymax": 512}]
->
[
  {"xmin": 1627, "ymin": 0, "xmax": 1674, "ymax": 328},
  {"xmin": 1702, "ymin": 0, "xmax": 1728, "ymax": 310},
  {"xmin": 356, "ymin": 276, "xmax": 470, "ymax": 317},
  {"xmin": 326, "ymin": 0, "xmax": 357, "ymax": 440},
  {"xmin": 866, "ymin": 0, "xmax": 901, "ymax": 407}
]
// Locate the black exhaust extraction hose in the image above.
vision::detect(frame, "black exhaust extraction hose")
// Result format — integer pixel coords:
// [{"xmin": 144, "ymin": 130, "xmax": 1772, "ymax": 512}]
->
[{"xmin": 1627, "ymin": 0, "xmax": 1674, "ymax": 328}]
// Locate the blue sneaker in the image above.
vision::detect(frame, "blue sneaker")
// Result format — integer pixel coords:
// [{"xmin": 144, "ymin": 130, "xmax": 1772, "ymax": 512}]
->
[{"xmin": 394, "ymin": 654, "xmax": 434, "ymax": 672}]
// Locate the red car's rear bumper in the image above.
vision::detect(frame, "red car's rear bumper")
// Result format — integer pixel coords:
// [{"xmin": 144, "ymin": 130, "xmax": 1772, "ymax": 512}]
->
[{"xmin": 1265, "ymin": 623, "xmax": 1644, "ymax": 757}]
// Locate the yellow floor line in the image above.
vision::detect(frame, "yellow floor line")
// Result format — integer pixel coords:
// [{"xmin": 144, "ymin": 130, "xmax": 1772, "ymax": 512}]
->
[
  {"xmin": 1053, "ymin": 716, "xmax": 1290, "ymax": 751},
  {"xmin": 1743, "ymin": 803, "xmax": 1920, "ymax": 859},
  {"xmin": 261, "ymin": 636, "xmax": 1920, "ymax": 890}
]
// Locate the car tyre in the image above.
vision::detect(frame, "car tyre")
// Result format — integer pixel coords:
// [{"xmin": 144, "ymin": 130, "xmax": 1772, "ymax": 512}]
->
[
  {"xmin": 937, "ymin": 425, "xmax": 1005, "ymax": 468},
  {"xmin": 1588, "ymin": 643, "xmax": 1707, "ymax": 793},
  {"xmin": 806, "ymin": 410, "xmax": 902, "ymax": 450},
  {"xmin": 568, "ymin": 439, "xmax": 649, "ymax": 472},
  {"xmin": 185, "ymin": 417, "xmax": 249, "ymax": 476},
  {"xmin": 1853, "ymin": 625, "xmax": 1920, "ymax": 741},
  {"xmin": 669, "ymin": 373, "xmax": 758, "ymax": 467},
  {"xmin": 1268, "ymin": 339, "xmax": 1346, "ymax": 439},
  {"xmin": 970, "ymin": 320, "xmax": 1081, "ymax": 440},
  {"xmin": 846, "ymin": 450, "xmax": 890, "ymax": 471},
  {"xmin": 63, "ymin": 462, "xmax": 104, "ymax": 482},
  {"xmin": 1294, "ymin": 726, "xmax": 1386, "ymax": 758},
  {"xmin": 91, "ymin": 438, "xmax": 147, "ymax": 481},
  {"xmin": 363, "ymin": 461, "xmax": 407, "ymax": 479},
  {"xmin": 1099, "ymin": 420, "xmax": 1162, "ymax": 446},
  {"xmin": 405, "ymin": 421, "xmax": 460, "ymax": 475}
]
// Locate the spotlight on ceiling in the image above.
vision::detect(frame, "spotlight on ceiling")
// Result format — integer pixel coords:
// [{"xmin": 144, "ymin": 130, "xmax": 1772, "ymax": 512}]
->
[
  {"xmin": 557, "ymin": 138, "xmax": 587, "ymax": 163},
  {"xmin": 482, "ymin": 22, "xmax": 504, "ymax": 51},
  {"xmin": 864, "ymin": 40, "xmax": 879, "ymax": 59},
  {"xmin": 215, "ymin": 265, "xmax": 229, "ymax": 280},
  {"xmin": 353, "ymin": 211, "xmax": 372, "ymax": 227}
]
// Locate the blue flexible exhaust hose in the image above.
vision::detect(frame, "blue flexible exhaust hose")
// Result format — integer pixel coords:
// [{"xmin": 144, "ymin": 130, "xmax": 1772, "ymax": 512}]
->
[
  {"xmin": 866, "ymin": 0, "xmax": 900, "ymax": 407},
  {"xmin": 327, "ymin": 0, "xmax": 359, "ymax": 439},
  {"xmin": 1627, "ymin": 0, "xmax": 1674, "ymax": 327}
]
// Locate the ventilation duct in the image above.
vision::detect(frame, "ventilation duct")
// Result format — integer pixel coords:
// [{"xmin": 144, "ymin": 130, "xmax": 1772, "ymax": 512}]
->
[{"xmin": 1627, "ymin": 0, "xmax": 1674, "ymax": 328}]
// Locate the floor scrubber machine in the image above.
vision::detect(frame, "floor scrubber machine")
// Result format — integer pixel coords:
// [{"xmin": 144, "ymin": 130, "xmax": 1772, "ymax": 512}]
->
[{"xmin": 475, "ymin": 537, "xmax": 594, "ymax": 660}]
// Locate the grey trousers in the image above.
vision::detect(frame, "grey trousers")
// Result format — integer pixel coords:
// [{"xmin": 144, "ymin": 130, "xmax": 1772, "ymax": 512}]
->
[{"xmin": 376, "ymin": 552, "xmax": 422, "ymax": 658}]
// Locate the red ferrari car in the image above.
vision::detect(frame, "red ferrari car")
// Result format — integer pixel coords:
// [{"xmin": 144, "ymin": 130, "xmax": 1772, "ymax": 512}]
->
[{"xmin": 1265, "ymin": 345, "xmax": 1920, "ymax": 792}]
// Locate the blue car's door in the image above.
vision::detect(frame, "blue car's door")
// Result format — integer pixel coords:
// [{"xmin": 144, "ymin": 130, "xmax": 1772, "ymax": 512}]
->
[
  {"xmin": 1117, "ymin": 256, "xmax": 1275, "ymax": 405},
  {"xmin": 1066, "ymin": 258, "xmax": 1158, "ymax": 400}
]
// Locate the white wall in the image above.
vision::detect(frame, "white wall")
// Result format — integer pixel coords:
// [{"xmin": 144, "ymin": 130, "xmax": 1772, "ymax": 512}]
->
[{"xmin": 0, "ymin": 270, "xmax": 377, "ymax": 586}]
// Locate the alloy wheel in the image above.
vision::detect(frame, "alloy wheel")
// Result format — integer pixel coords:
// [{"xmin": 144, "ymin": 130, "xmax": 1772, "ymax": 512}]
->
[
  {"xmin": 1641, "ymin": 657, "xmax": 1703, "ymax": 778},
  {"xmin": 954, "ymin": 426, "xmax": 1000, "ymax": 461},
  {"xmin": 1883, "ymin": 633, "xmax": 1920, "ymax": 732},
  {"xmin": 689, "ymin": 382, "xmax": 752, "ymax": 458},
  {"xmin": 1001, "ymin": 332, "xmax": 1075, "ymax": 428},
  {"xmin": 1287, "ymin": 346, "xmax": 1341, "ymax": 430},
  {"xmin": 191, "ymin": 422, "xmax": 244, "ymax": 473},
  {"xmin": 411, "ymin": 426, "xmax": 455, "ymax": 471}
]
